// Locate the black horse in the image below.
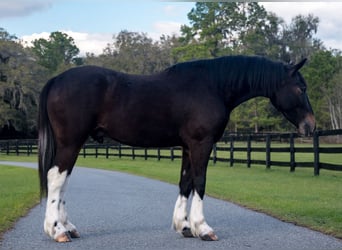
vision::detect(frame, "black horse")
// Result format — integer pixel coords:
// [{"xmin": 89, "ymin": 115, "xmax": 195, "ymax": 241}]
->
[{"xmin": 38, "ymin": 55, "xmax": 315, "ymax": 242}]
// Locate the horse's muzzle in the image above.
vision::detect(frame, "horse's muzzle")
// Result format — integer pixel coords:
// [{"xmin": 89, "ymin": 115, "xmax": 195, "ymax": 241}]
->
[{"xmin": 298, "ymin": 113, "xmax": 316, "ymax": 136}]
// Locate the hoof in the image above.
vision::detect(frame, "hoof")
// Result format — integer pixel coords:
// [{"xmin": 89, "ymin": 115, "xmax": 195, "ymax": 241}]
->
[
  {"xmin": 200, "ymin": 232, "xmax": 218, "ymax": 241},
  {"xmin": 69, "ymin": 229, "xmax": 80, "ymax": 238},
  {"xmin": 55, "ymin": 232, "xmax": 71, "ymax": 243},
  {"xmin": 182, "ymin": 227, "xmax": 194, "ymax": 238}
]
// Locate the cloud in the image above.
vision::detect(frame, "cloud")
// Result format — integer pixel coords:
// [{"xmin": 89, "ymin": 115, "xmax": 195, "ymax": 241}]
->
[
  {"xmin": 22, "ymin": 23, "xmax": 182, "ymax": 56},
  {"xmin": 68, "ymin": 31, "xmax": 113, "ymax": 56},
  {"xmin": 148, "ymin": 4, "xmax": 190, "ymax": 40},
  {"xmin": 21, "ymin": 31, "xmax": 113, "ymax": 56},
  {"xmin": 261, "ymin": 2, "xmax": 342, "ymax": 51},
  {"xmin": 149, "ymin": 21, "xmax": 182, "ymax": 40},
  {"xmin": 0, "ymin": 0, "xmax": 53, "ymax": 19},
  {"xmin": 21, "ymin": 32, "xmax": 50, "ymax": 43},
  {"xmin": 261, "ymin": 2, "xmax": 326, "ymax": 23}
]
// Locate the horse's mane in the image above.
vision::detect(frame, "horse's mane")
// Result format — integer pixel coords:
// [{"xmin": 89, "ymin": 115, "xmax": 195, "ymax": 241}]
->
[{"xmin": 165, "ymin": 55, "xmax": 287, "ymax": 96}]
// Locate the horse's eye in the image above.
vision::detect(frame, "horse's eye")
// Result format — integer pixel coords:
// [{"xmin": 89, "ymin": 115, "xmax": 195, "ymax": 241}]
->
[{"xmin": 298, "ymin": 86, "xmax": 306, "ymax": 95}]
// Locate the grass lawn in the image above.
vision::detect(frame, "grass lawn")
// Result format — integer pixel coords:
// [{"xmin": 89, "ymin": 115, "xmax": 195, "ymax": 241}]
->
[
  {"xmin": 0, "ymin": 165, "xmax": 39, "ymax": 240},
  {"xmin": 0, "ymin": 154, "xmax": 341, "ymax": 239}
]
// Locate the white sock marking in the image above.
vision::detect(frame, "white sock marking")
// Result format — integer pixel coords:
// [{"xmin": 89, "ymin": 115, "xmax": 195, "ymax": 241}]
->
[
  {"xmin": 44, "ymin": 166, "xmax": 68, "ymax": 239},
  {"xmin": 189, "ymin": 191, "xmax": 213, "ymax": 237},
  {"xmin": 172, "ymin": 195, "xmax": 189, "ymax": 232}
]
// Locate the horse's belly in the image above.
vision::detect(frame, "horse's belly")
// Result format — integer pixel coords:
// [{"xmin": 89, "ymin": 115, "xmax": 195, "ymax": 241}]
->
[
  {"xmin": 116, "ymin": 133, "xmax": 181, "ymax": 148},
  {"xmin": 106, "ymin": 123, "xmax": 182, "ymax": 148}
]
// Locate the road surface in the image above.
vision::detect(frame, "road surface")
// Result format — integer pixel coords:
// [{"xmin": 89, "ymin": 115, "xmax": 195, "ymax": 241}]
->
[{"xmin": 0, "ymin": 161, "xmax": 341, "ymax": 250}]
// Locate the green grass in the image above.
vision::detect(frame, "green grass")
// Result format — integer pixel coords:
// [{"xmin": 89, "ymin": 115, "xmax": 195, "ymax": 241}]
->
[
  {"xmin": 0, "ymin": 165, "xmax": 40, "ymax": 239},
  {"xmin": 0, "ymin": 154, "xmax": 341, "ymax": 239}
]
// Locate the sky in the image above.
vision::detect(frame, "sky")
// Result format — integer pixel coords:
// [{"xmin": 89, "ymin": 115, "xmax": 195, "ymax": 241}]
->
[{"xmin": 0, "ymin": 1, "xmax": 342, "ymax": 56}]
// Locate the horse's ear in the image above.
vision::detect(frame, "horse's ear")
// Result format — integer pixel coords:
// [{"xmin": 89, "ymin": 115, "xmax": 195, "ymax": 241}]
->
[{"xmin": 289, "ymin": 58, "xmax": 307, "ymax": 76}]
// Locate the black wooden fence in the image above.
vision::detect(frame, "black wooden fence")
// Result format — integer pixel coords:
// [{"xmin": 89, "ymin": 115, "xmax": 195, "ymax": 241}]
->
[{"xmin": 1, "ymin": 130, "xmax": 342, "ymax": 176}]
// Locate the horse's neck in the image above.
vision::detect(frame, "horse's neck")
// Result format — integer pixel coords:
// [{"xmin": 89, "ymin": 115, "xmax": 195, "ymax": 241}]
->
[{"xmin": 225, "ymin": 79, "xmax": 270, "ymax": 109}]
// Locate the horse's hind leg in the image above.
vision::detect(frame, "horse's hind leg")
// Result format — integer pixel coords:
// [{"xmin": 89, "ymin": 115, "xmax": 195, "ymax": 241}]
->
[
  {"xmin": 59, "ymin": 176, "xmax": 80, "ymax": 239},
  {"xmin": 44, "ymin": 146, "xmax": 80, "ymax": 242},
  {"xmin": 44, "ymin": 166, "xmax": 71, "ymax": 242}
]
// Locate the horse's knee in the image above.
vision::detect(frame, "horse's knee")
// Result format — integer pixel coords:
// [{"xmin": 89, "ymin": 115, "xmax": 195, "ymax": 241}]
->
[{"xmin": 179, "ymin": 177, "xmax": 193, "ymax": 198}]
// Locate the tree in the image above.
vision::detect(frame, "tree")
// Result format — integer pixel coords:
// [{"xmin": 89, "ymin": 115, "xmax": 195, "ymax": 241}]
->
[
  {"xmin": 238, "ymin": 11, "xmax": 284, "ymax": 59},
  {"xmin": 280, "ymin": 14, "xmax": 322, "ymax": 63},
  {"xmin": 175, "ymin": 2, "xmax": 283, "ymax": 61},
  {"xmin": 0, "ymin": 27, "xmax": 17, "ymax": 41},
  {"xmin": 0, "ymin": 28, "xmax": 14, "ymax": 82},
  {"xmin": 32, "ymin": 31, "xmax": 80, "ymax": 73},
  {"xmin": 326, "ymin": 71, "xmax": 342, "ymax": 129},
  {"xmin": 89, "ymin": 30, "xmax": 178, "ymax": 74},
  {"xmin": 0, "ymin": 28, "xmax": 48, "ymax": 138},
  {"xmin": 320, "ymin": 51, "xmax": 342, "ymax": 129}
]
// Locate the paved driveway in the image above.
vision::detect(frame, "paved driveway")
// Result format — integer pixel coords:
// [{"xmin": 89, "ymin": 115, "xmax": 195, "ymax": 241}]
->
[{"xmin": 0, "ymin": 162, "xmax": 341, "ymax": 250}]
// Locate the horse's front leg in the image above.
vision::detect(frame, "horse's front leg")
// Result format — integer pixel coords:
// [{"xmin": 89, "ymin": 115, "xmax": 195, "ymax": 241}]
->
[
  {"xmin": 172, "ymin": 148, "xmax": 193, "ymax": 237},
  {"xmin": 189, "ymin": 191, "xmax": 218, "ymax": 241},
  {"xmin": 188, "ymin": 141, "xmax": 218, "ymax": 241},
  {"xmin": 44, "ymin": 166, "xmax": 74, "ymax": 242}
]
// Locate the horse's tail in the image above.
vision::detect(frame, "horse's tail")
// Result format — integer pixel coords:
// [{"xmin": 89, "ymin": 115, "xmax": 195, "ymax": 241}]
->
[{"xmin": 38, "ymin": 78, "xmax": 56, "ymax": 198}]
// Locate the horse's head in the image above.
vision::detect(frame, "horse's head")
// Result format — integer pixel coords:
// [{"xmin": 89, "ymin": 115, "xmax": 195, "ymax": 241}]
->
[{"xmin": 270, "ymin": 59, "xmax": 315, "ymax": 136}]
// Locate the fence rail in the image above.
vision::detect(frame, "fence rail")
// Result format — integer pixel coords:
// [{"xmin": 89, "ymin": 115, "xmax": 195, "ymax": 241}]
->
[{"xmin": 1, "ymin": 130, "xmax": 342, "ymax": 176}]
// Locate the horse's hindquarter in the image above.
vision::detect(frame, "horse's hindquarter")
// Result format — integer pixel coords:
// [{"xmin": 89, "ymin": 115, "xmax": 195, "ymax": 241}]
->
[{"xmin": 46, "ymin": 68, "xmax": 111, "ymax": 146}]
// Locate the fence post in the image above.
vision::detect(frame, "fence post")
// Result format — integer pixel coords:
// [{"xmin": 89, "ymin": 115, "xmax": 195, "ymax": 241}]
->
[
  {"xmin": 170, "ymin": 147, "xmax": 174, "ymax": 161},
  {"xmin": 230, "ymin": 136, "xmax": 234, "ymax": 167},
  {"xmin": 6, "ymin": 140, "xmax": 9, "ymax": 155},
  {"xmin": 212, "ymin": 143, "xmax": 217, "ymax": 164},
  {"xmin": 16, "ymin": 140, "xmax": 19, "ymax": 155},
  {"xmin": 144, "ymin": 148, "xmax": 148, "ymax": 160},
  {"xmin": 106, "ymin": 145, "xmax": 109, "ymax": 159},
  {"xmin": 313, "ymin": 131, "xmax": 320, "ymax": 176},
  {"xmin": 95, "ymin": 145, "xmax": 98, "ymax": 158},
  {"xmin": 29, "ymin": 142, "xmax": 33, "ymax": 155},
  {"xmin": 157, "ymin": 148, "xmax": 161, "ymax": 161},
  {"xmin": 290, "ymin": 133, "xmax": 296, "ymax": 172},
  {"xmin": 266, "ymin": 134, "xmax": 271, "ymax": 169},
  {"xmin": 30, "ymin": 143, "xmax": 33, "ymax": 155},
  {"xmin": 247, "ymin": 135, "xmax": 251, "ymax": 168},
  {"xmin": 118, "ymin": 144, "xmax": 122, "ymax": 158},
  {"xmin": 132, "ymin": 147, "xmax": 135, "ymax": 160},
  {"xmin": 26, "ymin": 140, "xmax": 30, "ymax": 156}
]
